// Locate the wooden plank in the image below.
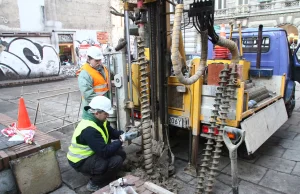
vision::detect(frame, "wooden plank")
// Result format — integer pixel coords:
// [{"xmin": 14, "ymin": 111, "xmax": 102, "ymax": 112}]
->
[
  {"xmin": 6, "ymin": 150, "xmax": 17, "ymax": 161},
  {"xmin": 144, "ymin": 182, "xmax": 175, "ymax": 194},
  {"xmin": 0, "ymin": 114, "xmax": 61, "ymax": 170},
  {"xmin": 0, "ymin": 150, "xmax": 10, "ymax": 169},
  {"xmin": 14, "ymin": 145, "xmax": 40, "ymax": 158}
]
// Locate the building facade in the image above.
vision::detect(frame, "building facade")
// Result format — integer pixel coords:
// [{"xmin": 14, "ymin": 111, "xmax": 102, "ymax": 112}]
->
[
  {"xmin": 215, "ymin": 0, "xmax": 300, "ymax": 37},
  {"xmin": 0, "ymin": 0, "xmax": 123, "ymax": 79},
  {"xmin": 181, "ymin": 0, "xmax": 300, "ymax": 55}
]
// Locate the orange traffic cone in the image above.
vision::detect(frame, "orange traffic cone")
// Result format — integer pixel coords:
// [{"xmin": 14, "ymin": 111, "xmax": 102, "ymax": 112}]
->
[
  {"xmin": 17, "ymin": 97, "xmax": 36, "ymax": 130},
  {"xmin": 219, "ymin": 23, "xmax": 226, "ymax": 38},
  {"xmin": 214, "ymin": 23, "xmax": 229, "ymax": 59}
]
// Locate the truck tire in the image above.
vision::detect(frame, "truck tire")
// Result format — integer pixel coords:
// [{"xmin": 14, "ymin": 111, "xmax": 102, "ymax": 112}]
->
[{"xmin": 286, "ymin": 95, "xmax": 295, "ymax": 118}]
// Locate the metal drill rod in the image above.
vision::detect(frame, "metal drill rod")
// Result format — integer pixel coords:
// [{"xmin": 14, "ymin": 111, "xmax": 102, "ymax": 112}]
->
[
  {"xmin": 106, "ymin": 54, "xmax": 113, "ymax": 106},
  {"xmin": 124, "ymin": 2, "xmax": 135, "ymax": 125},
  {"xmin": 204, "ymin": 64, "xmax": 230, "ymax": 193},
  {"xmin": 223, "ymin": 126, "xmax": 245, "ymax": 194}
]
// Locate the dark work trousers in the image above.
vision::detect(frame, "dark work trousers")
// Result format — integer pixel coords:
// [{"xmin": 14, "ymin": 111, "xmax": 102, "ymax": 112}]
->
[{"xmin": 77, "ymin": 149, "xmax": 126, "ymax": 186}]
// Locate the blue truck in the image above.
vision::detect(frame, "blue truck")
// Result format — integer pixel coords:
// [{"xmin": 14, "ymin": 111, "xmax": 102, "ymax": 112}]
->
[
  {"xmin": 207, "ymin": 27, "xmax": 297, "ymax": 118},
  {"xmin": 168, "ymin": 27, "xmax": 298, "ymax": 158}
]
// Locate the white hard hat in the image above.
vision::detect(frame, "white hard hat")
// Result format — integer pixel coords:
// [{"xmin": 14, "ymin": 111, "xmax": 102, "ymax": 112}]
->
[
  {"xmin": 88, "ymin": 96, "xmax": 113, "ymax": 114},
  {"xmin": 86, "ymin": 46, "xmax": 104, "ymax": 60}
]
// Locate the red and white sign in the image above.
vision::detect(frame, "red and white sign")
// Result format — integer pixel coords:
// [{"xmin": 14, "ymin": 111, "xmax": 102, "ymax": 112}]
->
[{"xmin": 97, "ymin": 32, "xmax": 109, "ymax": 44}]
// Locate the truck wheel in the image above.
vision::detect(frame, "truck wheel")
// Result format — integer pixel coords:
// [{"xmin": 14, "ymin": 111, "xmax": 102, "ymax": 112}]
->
[{"xmin": 286, "ymin": 95, "xmax": 295, "ymax": 118}]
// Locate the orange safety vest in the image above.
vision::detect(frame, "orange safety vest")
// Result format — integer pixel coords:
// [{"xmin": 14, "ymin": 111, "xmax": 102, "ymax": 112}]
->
[{"xmin": 77, "ymin": 63, "xmax": 109, "ymax": 96}]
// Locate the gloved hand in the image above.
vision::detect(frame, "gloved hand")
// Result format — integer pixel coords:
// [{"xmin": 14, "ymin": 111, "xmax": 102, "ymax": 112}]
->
[{"xmin": 120, "ymin": 131, "xmax": 139, "ymax": 142}]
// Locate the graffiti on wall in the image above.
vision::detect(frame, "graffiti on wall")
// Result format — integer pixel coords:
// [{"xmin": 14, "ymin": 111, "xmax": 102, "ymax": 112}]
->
[
  {"xmin": 0, "ymin": 16, "xmax": 8, "ymax": 24},
  {"xmin": 0, "ymin": 37, "xmax": 60, "ymax": 80},
  {"xmin": 74, "ymin": 39, "xmax": 105, "ymax": 66},
  {"xmin": 60, "ymin": 65, "xmax": 80, "ymax": 77}
]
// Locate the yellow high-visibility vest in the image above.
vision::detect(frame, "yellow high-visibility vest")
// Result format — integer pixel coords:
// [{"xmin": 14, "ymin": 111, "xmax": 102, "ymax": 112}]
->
[{"xmin": 67, "ymin": 119, "xmax": 109, "ymax": 163}]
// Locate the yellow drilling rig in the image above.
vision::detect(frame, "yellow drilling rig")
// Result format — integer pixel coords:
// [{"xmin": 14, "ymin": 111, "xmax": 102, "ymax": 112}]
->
[{"xmin": 108, "ymin": 0, "xmax": 296, "ymax": 193}]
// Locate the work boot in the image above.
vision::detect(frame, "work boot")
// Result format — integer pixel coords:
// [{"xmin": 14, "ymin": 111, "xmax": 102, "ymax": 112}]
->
[{"xmin": 86, "ymin": 180, "xmax": 101, "ymax": 192}]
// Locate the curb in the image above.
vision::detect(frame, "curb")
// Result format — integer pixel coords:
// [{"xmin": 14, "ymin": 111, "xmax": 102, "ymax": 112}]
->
[{"xmin": 0, "ymin": 75, "xmax": 66, "ymax": 88}]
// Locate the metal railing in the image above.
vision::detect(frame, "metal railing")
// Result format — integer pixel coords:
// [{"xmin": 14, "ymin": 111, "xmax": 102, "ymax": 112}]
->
[
  {"xmin": 215, "ymin": 0, "xmax": 300, "ymax": 18},
  {"xmin": 6, "ymin": 83, "xmax": 83, "ymax": 134}
]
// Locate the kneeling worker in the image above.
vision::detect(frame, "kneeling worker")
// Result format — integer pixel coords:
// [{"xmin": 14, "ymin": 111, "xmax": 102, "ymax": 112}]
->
[{"xmin": 67, "ymin": 96, "xmax": 138, "ymax": 192}]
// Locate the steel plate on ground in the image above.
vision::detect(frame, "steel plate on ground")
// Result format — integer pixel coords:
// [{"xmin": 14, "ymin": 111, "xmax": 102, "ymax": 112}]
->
[{"xmin": 241, "ymin": 98, "xmax": 288, "ymax": 154}]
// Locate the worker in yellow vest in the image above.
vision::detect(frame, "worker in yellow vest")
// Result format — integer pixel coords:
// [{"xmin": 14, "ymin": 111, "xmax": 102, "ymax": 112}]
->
[
  {"xmin": 77, "ymin": 46, "xmax": 110, "ymax": 111},
  {"xmin": 67, "ymin": 96, "xmax": 139, "ymax": 192}
]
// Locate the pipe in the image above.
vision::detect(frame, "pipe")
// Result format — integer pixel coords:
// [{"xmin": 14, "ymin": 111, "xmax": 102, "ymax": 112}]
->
[
  {"xmin": 149, "ymin": 2, "xmax": 158, "ymax": 141},
  {"xmin": 256, "ymin": 25, "xmax": 263, "ymax": 69},
  {"xmin": 171, "ymin": 4, "xmax": 239, "ymax": 86},
  {"xmin": 171, "ymin": 4, "xmax": 206, "ymax": 85},
  {"xmin": 248, "ymin": 87, "xmax": 268, "ymax": 99},
  {"xmin": 191, "ymin": 135, "xmax": 199, "ymax": 166},
  {"xmin": 124, "ymin": 2, "xmax": 135, "ymax": 125},
  {"xmin": 252, "ymin": 92, "xmax": 270, "ymax": 103},
  {"xmin": 107, "ymin": 54, "xmax": 113, "ymax": 106},
  {"xmin": 238, "ymin": 23, "xmax": 243, "ymax": 58},
  {"xmin": 216, "ymin": 37, "xmax": 239, "ymax": 63},
  {"xmin": 115, "ymin": 39, "xmax": 127, "ymax": 51},
  {"xmin": 188, "ymin": 128, "xmax": 192, "ymax": 165}
]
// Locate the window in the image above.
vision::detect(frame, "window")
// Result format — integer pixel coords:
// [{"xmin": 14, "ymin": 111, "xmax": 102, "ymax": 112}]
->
[
  {"xmin": 238, "ymin": 0, "xmax": 248, "ymax": 5},
  {"xmin": 232, "ymin": 37, "xmax": 270, "ymax": 53},
  {"xmin": 215, "ymin": 0, "xmax": 226, "ymax": 9},
  {"xmin": 41, "ymin": 6, "xmax": 45, "ymax": 23}
]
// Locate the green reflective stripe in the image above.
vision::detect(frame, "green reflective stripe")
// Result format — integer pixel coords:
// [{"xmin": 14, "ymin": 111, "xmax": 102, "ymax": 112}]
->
[
  {"xmin": 103, "ymin": 121, "xmax": 109, "ymax": 141},
  {"xmin": 68, "ymin": 144, "xmax": 93, "ymax": 156},
  {"xmin": 67, "ymin": 151, "xmax": 90, "ymax": 160},
  {"xmin": 71, "ymin": 143, "xmax": 92, "ymax": 151},
  {"xmin": 94, "ymin": 84, "xmax": 108, "ymax": 89}
]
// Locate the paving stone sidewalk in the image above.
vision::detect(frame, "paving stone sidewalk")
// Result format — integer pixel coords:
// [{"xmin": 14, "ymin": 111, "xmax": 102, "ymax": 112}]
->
[{"xmin": 1, "ymin": 78, "xmax": 300, "ymax": 194}]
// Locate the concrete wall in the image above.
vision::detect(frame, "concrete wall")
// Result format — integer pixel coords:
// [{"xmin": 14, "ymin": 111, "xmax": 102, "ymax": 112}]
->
[
  {"xmin": 17, "ymin": 0, "xmax": 45, "ymax": 31},
  {"xmin": 54, "ymin": 0, "xmax": 111, "ymax": 30},
  {"xmin": 110, "ymin": 0, "xmax": 124, "ymax": 47},
  {"xmin": 44, "ymin": 0, "xmax": 123, "ymax": 48},
  {"xmin": 0, "ymin": 36, "xmax": 60, "ymax": 80},
  {"xmin": 0, "ymin": 0, "xmax": 20, "ymax": 30},
  {"xmin": 1, "ymin": 0, "xmax": 123, "ymax": 47},
  {"xmin": 0, "ymin": 0, "xmax": 123, "ymax": 80}
]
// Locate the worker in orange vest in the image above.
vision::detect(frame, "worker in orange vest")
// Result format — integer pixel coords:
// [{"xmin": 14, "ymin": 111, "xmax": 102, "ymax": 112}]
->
[{"xmin": 77, "ymin": 46, "xmax": 110, "ymax": 113}]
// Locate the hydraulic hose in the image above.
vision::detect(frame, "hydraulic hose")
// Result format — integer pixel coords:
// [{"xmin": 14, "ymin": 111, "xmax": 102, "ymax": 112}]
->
[
  {"xmin": 215, "ymin": 37, "xmax": 239, "ymax": 64},
  {"xmin": 171, "ymin": 4, "xmax": 206, "ymax": 85}
]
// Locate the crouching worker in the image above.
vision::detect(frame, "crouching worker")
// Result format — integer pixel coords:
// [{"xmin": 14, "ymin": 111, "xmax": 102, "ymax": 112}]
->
[{"xmin": 67, "ymin": 96, "xmax": 138, "ymax": 192}]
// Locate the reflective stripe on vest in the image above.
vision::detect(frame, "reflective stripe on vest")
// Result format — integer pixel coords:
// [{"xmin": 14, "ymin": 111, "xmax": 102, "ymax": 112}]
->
[
  {"xmin": 81, "ymin": 63, "xmax": 109, "ymax": 97},
  {"xmin": 67, "ymin": 119, "xmax": 109, "ymax": 163},
  {"xmin": 94, "ymin": 84, "xmax": 108, "ymax": 90}
]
